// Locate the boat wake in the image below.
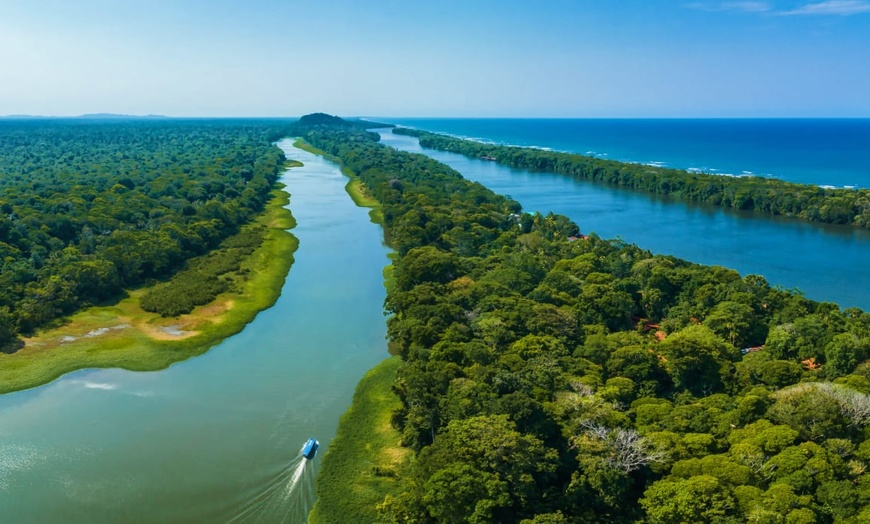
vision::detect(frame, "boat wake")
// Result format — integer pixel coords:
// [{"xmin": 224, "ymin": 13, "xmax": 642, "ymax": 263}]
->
[{"xmin": 229, "ymin": 449, "xmax": 316, "ymax": 524}]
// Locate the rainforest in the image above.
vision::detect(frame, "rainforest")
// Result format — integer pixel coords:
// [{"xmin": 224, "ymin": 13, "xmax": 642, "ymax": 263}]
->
[
  {"xmin": 393, "ymin": 127, "xmax": 870, "ymax": 230},
  {"xmin": 299, "ymin": 118, "xmax": 870, "ymax": 523},
  {"xmin": 0, "ymin": 119, "xmax": 292, "ymax": 347}
]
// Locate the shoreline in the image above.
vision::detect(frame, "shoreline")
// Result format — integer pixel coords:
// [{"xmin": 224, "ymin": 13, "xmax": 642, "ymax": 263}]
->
[
  {"xmin": 307, "ymin": 356, "xmax": 410, "ymax": 524},
  {"xmin": 383, "ymin": 118, "xmax": 870, "ymax": 189},
  {"xmin": 0, "ymin": 179, "xmax": 299, "ymax": 395},
  {"xmin": 395, "ymin": 127, "xmax": 870, "ymax": 230}
]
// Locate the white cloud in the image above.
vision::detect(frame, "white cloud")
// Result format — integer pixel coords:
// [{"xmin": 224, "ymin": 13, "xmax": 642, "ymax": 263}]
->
[
  {"xmin": 685, "ymin": 1, "xmax": 772, "ymax": 12},
  {"xmin": 686, "ymin": 0, "xmax": 870, "ymax": 15},
  {"xmin": 781, "ymin": 0, "xmax": 870, "ymax": 15},
  {"xmin": 724, "ymin": 1, "xmax": 773, "ymax": 11}
]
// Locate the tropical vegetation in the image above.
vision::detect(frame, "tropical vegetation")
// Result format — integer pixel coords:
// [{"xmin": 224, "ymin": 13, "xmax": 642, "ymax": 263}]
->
[
  {"xmin": 0, "ymin": 119, "xmax": 291, "ymax": 349},
  {"xmin": 394, "ymin": 127, "xmax": 870, "ymax": 229},
  {"xmin": 301, "ymin": 116, "xmax": 870, "ymax": 523}
]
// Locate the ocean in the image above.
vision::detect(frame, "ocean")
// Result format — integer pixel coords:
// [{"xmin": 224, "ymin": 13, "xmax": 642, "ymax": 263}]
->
[{"xmin": 375, "ymin": 118, "xmax": 870, "ymax": 189}]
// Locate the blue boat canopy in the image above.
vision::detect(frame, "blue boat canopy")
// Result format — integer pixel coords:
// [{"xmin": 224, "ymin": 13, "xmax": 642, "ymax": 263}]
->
[{"xmin": 302, "ymin": 438, "xmax": 319, "ymax": 460}]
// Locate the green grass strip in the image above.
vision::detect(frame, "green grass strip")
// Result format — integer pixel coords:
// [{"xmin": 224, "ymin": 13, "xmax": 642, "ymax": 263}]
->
[{"xmin": 308, "ymin": 356, "xmax": 409, "ymax": 524}]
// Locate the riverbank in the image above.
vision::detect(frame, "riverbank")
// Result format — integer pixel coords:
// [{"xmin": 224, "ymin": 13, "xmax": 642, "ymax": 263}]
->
[
  {"xmin": 308, "ymin": 356, "xmax": 410, "ymax": 524},
  {"xmin": 0, "ymin": 184, "xmax": 299, "ymax": 394},
  {"xmin": 295, "ymin": 136, "xmax": 406, "ymax": 521}
]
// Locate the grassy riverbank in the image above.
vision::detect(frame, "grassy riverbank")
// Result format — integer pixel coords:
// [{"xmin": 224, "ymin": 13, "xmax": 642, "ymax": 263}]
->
[
  {"xmin": 308, "ymin": 356, "xmax": 410, "ymax": 524},
  {"xmin": 0, "ymin": 186, "xmax": 298, "ymax": 394},
  {"xmin": 298, "ymin": 135, "xmax": 406, "ymax": 521}
]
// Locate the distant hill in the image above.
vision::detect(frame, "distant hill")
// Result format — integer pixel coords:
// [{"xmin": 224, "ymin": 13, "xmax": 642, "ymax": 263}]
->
[
  {"xmin": 294, "ymin": 112, "xmax": 393, "ymax": 131},
  {"xmin": 0, "ymin": 114, "xmax": 50, "ymax": 119},
  {"xmin": 1, "ymin": 113, "xmax": 168, "ymax": 119},
  {"xmin": 78, "ymin": 113, "xmax": 169, "ymax": 119},
  {"xmin": 297, "ymin": 112, "xmax": 353, "ymax": 127}
]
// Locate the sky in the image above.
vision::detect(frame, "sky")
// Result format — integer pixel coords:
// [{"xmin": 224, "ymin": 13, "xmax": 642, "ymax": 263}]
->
[{"xmin": 0, "ymin": 0, "xmax": 869, "ymax": 117}]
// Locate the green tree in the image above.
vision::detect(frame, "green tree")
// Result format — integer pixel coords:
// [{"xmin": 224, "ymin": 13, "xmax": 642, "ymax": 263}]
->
[
  {"xmin": 0, "ymin": 306, "xmax": 16, "ymax": 345},
  {"xmin": 824, "ymin": 332, "xmax": 868, "ymax": 378},
  {"xmin": 422, "ymin": 464, "xmax": 511, "ymax": 523},
  {"xmin": 659, "ymin": 325, "xmax": 735, "ymax": 396},
  {"xmin": 815, "ymin": 479, "xmax": 860, "ymax": 520},
  {"xmin": 768, "ymin": 384, "xmax": 849, "ymax": 441},
  {"xmin": 641, "ymin": 475, "xmax": 739, "ymax": 523},
  {"xmin": 418, "ymin": 414, "xmax": 558, "ymax": 517},
  {"xmin": 703, "ymin": 300, "xmax": 762, "ymax": 348}
]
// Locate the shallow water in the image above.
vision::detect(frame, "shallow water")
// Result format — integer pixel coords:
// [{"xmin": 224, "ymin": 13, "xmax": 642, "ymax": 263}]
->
[{"xmin": 0, "ymin": 140, "xmax": 391, "ymax": 522}]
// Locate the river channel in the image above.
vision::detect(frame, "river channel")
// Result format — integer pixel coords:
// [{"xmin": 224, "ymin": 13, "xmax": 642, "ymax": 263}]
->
[
  {"xmin": 0, "ymin": 140, "xmax": 391, "ymax": 522},
  {"xmin": 379, "ymin": 130, "xmax": 870, "ymax": 311}
]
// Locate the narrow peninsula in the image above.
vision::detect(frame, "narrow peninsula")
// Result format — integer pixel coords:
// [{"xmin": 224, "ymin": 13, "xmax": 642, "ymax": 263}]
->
[
  {"xmin": 394, "ymin": 127, "xmax": 870, "ymax": 229},
  {"xmin": 301, "ymin": 115, "xmax": 870, "ymax": 523}
]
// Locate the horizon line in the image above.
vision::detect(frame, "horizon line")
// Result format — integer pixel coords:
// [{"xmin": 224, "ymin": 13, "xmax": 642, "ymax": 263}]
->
[{"xmin": 4, "ymin": 114, "xmax": 870, "ymax": 120}]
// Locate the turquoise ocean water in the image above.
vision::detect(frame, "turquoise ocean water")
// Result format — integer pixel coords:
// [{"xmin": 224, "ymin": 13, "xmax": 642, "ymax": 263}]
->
[{"xmin": 376, "ymin": 118, "xmax": 870, "ymax": 188}]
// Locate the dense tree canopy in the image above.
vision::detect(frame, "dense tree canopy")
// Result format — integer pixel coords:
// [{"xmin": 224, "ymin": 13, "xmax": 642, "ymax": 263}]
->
[
  {"xmin": 302, "ymin": 116, "xmax": 870, "ymax": 522},
  {"xmin": 0, "ymin": 119, "xmax": 292, "ymax": 345},
  {"xmin": 395, "ymin": 127, "xmax": 870, "ymax": 230}
]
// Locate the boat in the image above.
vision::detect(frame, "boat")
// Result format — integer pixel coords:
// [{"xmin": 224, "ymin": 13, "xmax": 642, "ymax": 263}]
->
[{"xmin": 302, "ymin": 438, "xmax": 319, "ymax": 460}]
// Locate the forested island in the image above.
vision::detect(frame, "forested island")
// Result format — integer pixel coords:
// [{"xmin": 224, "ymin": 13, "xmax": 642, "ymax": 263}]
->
[
  {"xmin": 300, "ymin": 116, "xmax": 870, "ymax": 523},
  {"xmin": 393, "ymin": 127, "xmax": 870, "ymax": 230},
  {"xmin": 0, "ymin": 119, "xmax": 298, "ymax": 392}
]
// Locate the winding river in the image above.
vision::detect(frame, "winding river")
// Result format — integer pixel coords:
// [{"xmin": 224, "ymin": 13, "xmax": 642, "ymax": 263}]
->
[
  {"xmin": 0, "ymin": 141, "xmax": 391, "ymax": 523},
  {"xmin": 379, "ymin": 130, "xmax": 870, "ymax": 311}
]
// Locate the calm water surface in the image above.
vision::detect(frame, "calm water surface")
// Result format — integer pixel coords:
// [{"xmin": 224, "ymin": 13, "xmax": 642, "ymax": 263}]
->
[
  {"xmin": 0, "ymin": 140, "xmax": 390, "ymax": 523},
  {"xmin": 379, "ymin": 130, "xmax": 870, "ymax": 311}
]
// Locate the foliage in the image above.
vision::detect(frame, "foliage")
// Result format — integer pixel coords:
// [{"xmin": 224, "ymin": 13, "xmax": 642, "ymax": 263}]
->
[
  {"xmin": 140, "ymin": 227, "xmax": 265, "ymax": 316},
  {"xmin": 396, "ymin": 127, "xmax": 870, "ymax": 230},
  {"xmin": 0, "ymin": 119, "xmax": 292, "ymax": 345},
  {"xmin": 0, "ymin": 188, "xmax": 298, "ymax": 394},
  {"xmin": 303, "ymin": 115, "xmax": 870, "ymax": 522}
]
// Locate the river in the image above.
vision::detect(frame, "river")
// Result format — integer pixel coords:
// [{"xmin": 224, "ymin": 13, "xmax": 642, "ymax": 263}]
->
[
  {"xmin": 378, "ymin": 130, "xmax": 870, "ymax": 311},
  {"xmin": 0, "ymin": 140, "xmax": 391, "ymax": 523}
]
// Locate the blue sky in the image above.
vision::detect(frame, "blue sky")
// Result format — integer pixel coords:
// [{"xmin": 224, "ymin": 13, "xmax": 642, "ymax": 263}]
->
[{"xmin": 0, "ymin": 0, "xmax": 868, "ymax": 117}]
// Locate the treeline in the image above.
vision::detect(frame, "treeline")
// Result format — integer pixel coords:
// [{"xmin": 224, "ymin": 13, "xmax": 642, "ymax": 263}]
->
[
  {"xmin": 394, "ymin": 127, "xmax": 870, "ymax": 230},
  {"xmin": 300, "ymin": 116, "xmax": 870, "ymax": 523},
  {"xmin": 0, "ymin": 119, "xmax": 292, "ymax": 346},
  {"xmin": 140, "ymin": 226, "xmax": 266, "ymax": 316}
]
